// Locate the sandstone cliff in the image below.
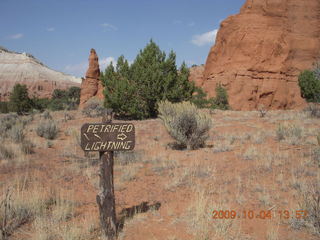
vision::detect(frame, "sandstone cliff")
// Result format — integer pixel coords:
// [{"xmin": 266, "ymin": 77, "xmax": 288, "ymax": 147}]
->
[
  {"xmin": 188, "ymin": 65, "xmax": 205, "ymax": 88},
  {"xmin": 79, "ymin": 49, "xmax": 104, "ymax": 108},
  {"xmin": 202, "ymin": 0, "xmax": 320, "ymax": 110},
  {"xmin": 0, "ymin": 47, "xmax": 81, "ymax": 101}
]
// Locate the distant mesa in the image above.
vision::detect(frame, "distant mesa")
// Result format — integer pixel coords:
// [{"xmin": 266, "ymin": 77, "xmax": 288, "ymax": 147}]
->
[
  {"xmin": 197, "ymin": 0, "xmax": 320, "ymax": 110},
  {"xmin": 79, "ymin": 48, "xmax": 104, "ymax": 108},
  {"xmin": 0, "ymin": 46, "xmax": 81, "ymax": 101}
]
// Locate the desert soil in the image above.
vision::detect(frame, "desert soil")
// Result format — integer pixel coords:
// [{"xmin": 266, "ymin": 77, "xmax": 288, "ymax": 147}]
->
[{"xmin": 0, "ymin": 109, "xmax": 319, "ymax": 240}]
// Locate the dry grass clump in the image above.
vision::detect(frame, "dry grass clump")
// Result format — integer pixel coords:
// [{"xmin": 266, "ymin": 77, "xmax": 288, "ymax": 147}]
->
[
  {"xmin": 115, "ymin": 151, "xmax": 142, "ymax": 166},
  {"xmin": 165, "ymin": 168, "xmax": 192, "ymax": 191},
  {"xmin": 0, "ymin": 114, "xmax": 34, "ymax": 163},
  {"xmin": 276, "ymin": 122, "xmax": 303, "ymax": 145},
  {"xmin": 313, "ymin": 148, "xmax": 320, "ymax": 167},
  {"xmin": 20, "ymin": 139, "xmax": 35, "ymax": 155},
  {"xmin": 0, "ymin": 145, "xmax": 15, "ymax": 160},
  {"xmin": 0, "ymin": 113, "xmax": 20, "ymax": 136},
  {"xmin": 7, "ymin": 123, "xmax": 25, "ymax": 142},
  {"xmin": 258, "ymin": 104, "xmax": 268, "ymax": 118},
  {"xmin": 151, "ymin": 156, "xmax": 178, "ymax": 176},
  {"xmin": 36, "ymin": 119, "xmax": 59, "ymax": 140},
  {"xmin": 266, "ymin": 221, "xmax": 280, "ymax": 240},
  {"xmin": 0, "ymin": 114, "xmax": 27, "ymax": 142},
  {"xmin": 213, "ymin": 140, "xmax": 233, "ymax": 153},
  {"xmin": 304, "ymin": 103, "xmax": 320, "ymax": 118},
  {"xmin": 82, "ymin": 97, "xmax": 105, "ymax": 118},
  {"xmin": 0, "ymin": 180, "xmax": 51, "ymax": 238},
  {"xmin": 32, "ymin": 212, "xmax": 88, "ymax": 240},
  {"xmin": 187, "ymin": 185, "xmax": 235, "ymax": 239},
  {"xmin": 158, "ymin": 101, "xmax": 212, "ymax": 150},
  {"xmin": 166, "ymin": 163, "xmax": 215, "ymax": 191},
  {"xmin": 295, "ymin": 181, "xmax": 320, "ymax": 235},
  {"xmin": 251, "ymin": 131, "xmax": 266, "ymax": 144},
  {"xmin": 0, "ymin": 176, "xmax": 79, "ymax": 240},
  {"xmin": 242, "ymin": 146, "xmax": 259, "ymax": 160},
  {"xmin": 120, "ymin": 165, "xmax": 141, "ymax": 182}
]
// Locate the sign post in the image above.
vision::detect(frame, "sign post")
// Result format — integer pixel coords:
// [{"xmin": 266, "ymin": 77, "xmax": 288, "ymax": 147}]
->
[{"xmin": 80, "ymin": 109, "xmax": 135, "ymax": 240}]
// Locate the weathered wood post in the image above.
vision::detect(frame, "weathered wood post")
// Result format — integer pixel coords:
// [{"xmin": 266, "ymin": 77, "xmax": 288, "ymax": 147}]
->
[
  {"xmin": 80, "ymin": 109, "xmax": 135, "ymax": 240},
  {"xmin": 96, "ymin": 109, "xmax": 117, "ymax": 240}
]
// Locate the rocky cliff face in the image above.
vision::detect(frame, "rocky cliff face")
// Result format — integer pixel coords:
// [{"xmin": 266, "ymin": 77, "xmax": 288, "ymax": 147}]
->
[
  {"xmin": 0, "ymin": 47, "xmax": 81, "ymax": 101},
  {"xmin": 188, "ymin": 65, "xmax": 205, "ymax": 87},
  {"xmin": 202, "ymin": 0, "xmax": 320, "ymax": 110},
  {"xmin": 79, "ymin": 49, "xmax": 104, "ymax": 108}
]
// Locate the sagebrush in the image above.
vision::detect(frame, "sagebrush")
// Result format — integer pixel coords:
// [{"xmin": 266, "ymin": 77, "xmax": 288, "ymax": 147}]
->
[
  {"xmin": 36, "ymin": 120, "xmax": 59, "ymax": 140},
  {"xmin": 82, "ymin": 98, "xmax": 105, "ymax": 118},
  {"xmin": 158, "ymin": 101, "xmax": 212, "ymax": 150}
]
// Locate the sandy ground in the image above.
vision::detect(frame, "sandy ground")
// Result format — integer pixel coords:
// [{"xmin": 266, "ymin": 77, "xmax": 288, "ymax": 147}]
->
[{"xmin": 0, "ymin": 109, "xmax": 319, "ymax": 240}]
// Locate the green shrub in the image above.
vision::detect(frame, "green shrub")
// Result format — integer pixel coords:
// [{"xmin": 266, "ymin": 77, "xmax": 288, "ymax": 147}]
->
[
  {"xmin": 30, "ymin": 97, "xmax": 50, "ymax": 112},
  {"xmin": 190, "ymin": 85, "xmax": 229, "ymax": 110},
  {"xmin": 298, "ymin": 70, "xmax": 320, "ymax": 102},
  {"xmin": 103, "ymin": 40, "xmax": 195, "ymax": 119},
  {"xmin": 212, "ymin": 84, "xmax": 229, "ymax": 110},
  {"xmin": 0, "ymin": 101, "xmax": 9, "ymax": 113},
  {"xmin": 32, "ymin": 87, "xmax": 80, "ymax": 112},
  {"xmin": 9, "ymin": 84, "xmax": 33, "ymax": 115},
  {"xmin": 48, "ymin": 98, "xmax": 65, "ymax": 111},
  {"xmin": 82, "ymin": 98, "xmax": 105, "ymax": 118},
  {"xmin": 36, "ymin": 120, "xmax": 59, "ymax": 140},
  {"xmin": 190, "ymin": 87, "xmax": 214, "ymax": 109},
  {"xmin": 158, "ymin": 101, "xmax": 212, "ymax": 150}
]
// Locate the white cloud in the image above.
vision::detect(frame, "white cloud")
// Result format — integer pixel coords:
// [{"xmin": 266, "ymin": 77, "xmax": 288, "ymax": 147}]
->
[
  {"xmin": 191, "ymin": 29, "xmax": 218, "ymax": 46},
  {"xmin": 46, "ymin": 27, "xmax": 55, "ymax": 32},
  {"xmin": 9, "ymin": 33, "xmax": 23, "ymax": 39},
  {"xmin": 101, "ymin": 23, "xmax": 117, "ymax": 31}
]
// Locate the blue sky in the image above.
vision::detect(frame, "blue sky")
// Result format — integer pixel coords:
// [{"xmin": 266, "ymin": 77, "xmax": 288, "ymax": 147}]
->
[{"xmin": 1, "ymin": 0, "xmax": 245, "ymax": 77}]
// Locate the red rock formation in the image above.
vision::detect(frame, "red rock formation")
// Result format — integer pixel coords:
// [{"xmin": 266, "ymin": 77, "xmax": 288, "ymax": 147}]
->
[
  {"xmin": 79, "ymin": 49, "xmax": 104, "ymax": 108},
  {"xmin": 201, "ymin": 0, "xmax": 320, "ymax": 110},
  {"xmin": 188, "ymin": 65, "xmax": 204, "ymax": 88}
]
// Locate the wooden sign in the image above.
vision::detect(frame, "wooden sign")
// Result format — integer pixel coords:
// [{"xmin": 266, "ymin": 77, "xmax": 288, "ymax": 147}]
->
[{"xmin": 81, "ymin": 123, "xmax": 135, "ymax": 151}]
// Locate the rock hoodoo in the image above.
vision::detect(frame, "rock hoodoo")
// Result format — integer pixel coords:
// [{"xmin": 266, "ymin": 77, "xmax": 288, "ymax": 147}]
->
[
  {"xmin": 79, "ymin": 49, "xmax": 104, "ymax": 108},
  {"xmin": 0, "ymin": 47, "xmax": 80, "ymax": 101},
  {"xmin": 201, "ymin": 0, "xmax": 320, "ymax": 110}
]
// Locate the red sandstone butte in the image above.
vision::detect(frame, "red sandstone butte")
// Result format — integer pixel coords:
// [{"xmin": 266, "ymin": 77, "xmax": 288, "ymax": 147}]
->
[
  {"xmin": 79, "ymin": 49, "xmax": 104, "ymax": 108},
  {"xmin": 201, "ymin": 0, "xmax": 320, "ymax": 110}
]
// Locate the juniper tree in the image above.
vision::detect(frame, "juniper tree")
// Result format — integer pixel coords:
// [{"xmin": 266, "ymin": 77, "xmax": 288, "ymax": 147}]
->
[{"xmin": 103, "ymin": 40, "xmax": 195, "ymax": 119}]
